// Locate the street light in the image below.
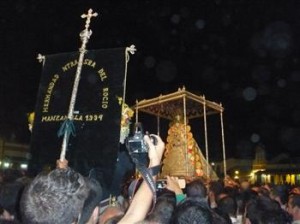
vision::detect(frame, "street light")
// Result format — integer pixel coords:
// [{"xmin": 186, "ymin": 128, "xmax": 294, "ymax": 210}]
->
[{"xmin": 234, "ymin": 170, "xmax": 239, "ymax": 180}]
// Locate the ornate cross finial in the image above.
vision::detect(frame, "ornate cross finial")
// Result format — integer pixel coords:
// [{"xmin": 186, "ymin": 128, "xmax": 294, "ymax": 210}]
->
[
  {"xmin": 36, "ymin": 53, "xmax": 45, "ymax": 64},
  {"xmin": 81, "ymin": 9, "xmax": 98, "ymax": 30},
  {"xmin": 79, "ymin": 9, "xmax": 98, "ymax": 51}
]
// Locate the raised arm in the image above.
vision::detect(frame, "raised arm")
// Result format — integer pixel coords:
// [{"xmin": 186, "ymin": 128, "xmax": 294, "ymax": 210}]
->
[{"xmin": 118, "ymin": 134, "xmax": 165, "ymax": 224}]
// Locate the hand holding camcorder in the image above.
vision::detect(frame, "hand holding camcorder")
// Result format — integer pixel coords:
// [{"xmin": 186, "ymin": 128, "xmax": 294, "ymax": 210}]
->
[{"xmin": 126, "ymin": 122, "xmax": 157, "ymax": 154}]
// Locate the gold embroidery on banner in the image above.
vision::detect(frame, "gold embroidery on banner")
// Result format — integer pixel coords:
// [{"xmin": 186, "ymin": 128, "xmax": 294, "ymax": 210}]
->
[
  {"xmin": 41, "ymin": 114, "xmax": 103, "ymax": 122},
  {"xmin": 42, "ymin": 74, "xmax": 59, "ymax": 113}
]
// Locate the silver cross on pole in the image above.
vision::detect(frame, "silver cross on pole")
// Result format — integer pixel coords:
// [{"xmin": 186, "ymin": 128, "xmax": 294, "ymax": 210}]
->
[
  {"xmin": 79, "ymin": 9, "xmax": 98, "ymax": 52},
  {"xmin": 59, "ymin": 9, "xmax": 98, "ymax": 161}
]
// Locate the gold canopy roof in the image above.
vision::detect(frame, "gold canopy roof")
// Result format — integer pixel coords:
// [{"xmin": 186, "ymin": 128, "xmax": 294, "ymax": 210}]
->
[{"xmin": 133, "ymin": 87, "xmax": 224, "ymax": 120}]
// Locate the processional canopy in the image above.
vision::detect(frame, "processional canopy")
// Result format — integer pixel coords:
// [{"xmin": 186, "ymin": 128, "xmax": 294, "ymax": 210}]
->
[
  {"xmin": 133, "ymin": 87, "xmax": 225, "ymax": 180},
  {"xmin": 133, "ymin": 87, "xmax": 224, "ymax": 120}
]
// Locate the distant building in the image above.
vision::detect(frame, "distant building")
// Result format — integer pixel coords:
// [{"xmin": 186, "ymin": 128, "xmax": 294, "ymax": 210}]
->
[
  {"xmin": 215, "ymin": 145, "xmax": 300, "ymax": 185},
  {"xmin": 0, "ymin": 139, "xmax": 30, "ymax": 170}
]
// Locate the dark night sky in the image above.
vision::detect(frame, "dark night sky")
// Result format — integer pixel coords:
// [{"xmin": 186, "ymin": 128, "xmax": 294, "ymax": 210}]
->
[{"xmin": 0, "ymin": 0, "xmax": 299, "ymax": 161}]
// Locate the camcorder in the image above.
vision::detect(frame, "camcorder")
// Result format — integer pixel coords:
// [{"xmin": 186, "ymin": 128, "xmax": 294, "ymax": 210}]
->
[
  {"xmin": 156, "ymin": 179, "xmax": 167, "ymax": 190},
  {"xmin": 126, "ymin": 122, "xmax": 157, "ymax": 154},
  {"xmin": 156, "ymin": 178, "xmax": 186, "ymax": 191}
]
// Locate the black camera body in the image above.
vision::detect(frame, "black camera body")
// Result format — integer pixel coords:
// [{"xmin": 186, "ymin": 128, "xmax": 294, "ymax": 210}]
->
[
  {"xmin": 156, "ymin": 178, "xmax": 186, "ymax": 191},
  {"xmin": 126, "ymin": 122, "xmax": 158, "ymax": 154},
  {"xmin": 127, "ymin": 122, "xmax": 149, "ymax": 154},
  {"xmin": 156, "ymin": 179, "xmax": 167, "ymax": 190}
]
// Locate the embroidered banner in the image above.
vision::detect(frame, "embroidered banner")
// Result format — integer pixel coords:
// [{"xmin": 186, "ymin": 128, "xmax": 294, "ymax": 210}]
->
[{"xmin": 29, "ymin": 48, "xmax": 126, "ymax": 189}]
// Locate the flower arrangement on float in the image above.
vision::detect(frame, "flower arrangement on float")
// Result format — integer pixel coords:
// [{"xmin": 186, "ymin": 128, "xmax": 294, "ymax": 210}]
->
[{"xmin": 119, "ymin": 101, "xmax": 134, "ymax": 144}]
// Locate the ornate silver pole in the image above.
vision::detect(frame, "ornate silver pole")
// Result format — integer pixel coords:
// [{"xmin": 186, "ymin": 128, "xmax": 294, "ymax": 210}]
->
[
  {"xmin": 183, "ymin": 94, "xmax": 188, "ymax": 176},
  {"xmin": 220, "ymin": 104, "xmax": 227, "ymax": 176},
  {"xmin": 59, "ymin": 9, "xmax": 98, "ymax": 161},
  {"xmin": 203, "ymin": 95, "xmax": 209, "ymax": 178}
]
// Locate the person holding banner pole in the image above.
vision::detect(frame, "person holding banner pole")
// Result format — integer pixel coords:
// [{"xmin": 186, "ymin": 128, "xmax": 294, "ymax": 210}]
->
[
  {"xmin": 20, "ymin": 158, "xmax": 102, "ymax": 224},
  {"xmin": 19, "ymin": 133, "xmax": 164, "ymax": 224}
]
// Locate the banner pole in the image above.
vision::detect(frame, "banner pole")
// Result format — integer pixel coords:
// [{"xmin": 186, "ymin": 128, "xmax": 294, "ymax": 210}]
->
[{"xmin": 59, "ymin": 9, "xmax": 98, "ymax": 161}]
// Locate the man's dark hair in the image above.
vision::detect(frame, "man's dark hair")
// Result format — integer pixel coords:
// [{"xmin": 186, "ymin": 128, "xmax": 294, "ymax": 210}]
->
[
  {"xmin": 259, "ymin": 210, "xmax": 291, "ymax": 224},
  {"xmin": 146, "ymin": 192, "xmax": 176, "ymax": 224},
  {"xmin": 0, "ymin": 220, "xmax": 21, "ymax": 224},
  {"xmin": 171, "ymin": 198, "xmax": 212, "ymax": 224},
  {"xmin": 270, "ymin": 185, "xmax": 289, "ymax": 205},
  {"xmin": 216, "ymin": 196, "xmax": 237, "ymax": 217},
  {"xmin": 209, "ymin": 180, "xmax": 224, "ymax": 198},
  {"xmin": 0, "ymin": 181, "xmax": 25, "ymax": 219},
  {"xmin": 246, "ymin": 195, "xmax": 287, "ymax": 224},
  {"xmin": 258, "ymin": 186, "xmax": 271, "ymax": 197},
  {"xmin": 20, "ymin": 168, "xmax": 89, "ymax": 224},
  {"xmin": 289, "ymin": 193, "xmax": 300, "ymax": 208},
  {"xmin": 186, "ymin": 178, "xmax": 207, "ymax": 198},
  {"xmin": 78, "ymin": 177, "xmax": 102, "ymax": 224},
  {"xmin": 210, "ymin": 209, "xmax": 230, "ymax": 224},
  {"xmin": 222, "ymin": 186, "xmax": 238, "ymax": 199},
  {"xmin": 235, "ymin": 188, "xmax": 258, "ymax": 215}
]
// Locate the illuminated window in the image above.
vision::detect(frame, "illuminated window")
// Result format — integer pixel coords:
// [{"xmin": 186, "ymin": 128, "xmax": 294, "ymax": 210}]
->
[{"xmin": 20, "ymin": 164, "xmax": 28, "ymax": 169}]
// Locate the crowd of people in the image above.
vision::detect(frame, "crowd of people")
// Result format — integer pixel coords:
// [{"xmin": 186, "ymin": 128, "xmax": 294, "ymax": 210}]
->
[{"xmin": 1, "ymin": 134, "xmax": 300, "ymax": 224}]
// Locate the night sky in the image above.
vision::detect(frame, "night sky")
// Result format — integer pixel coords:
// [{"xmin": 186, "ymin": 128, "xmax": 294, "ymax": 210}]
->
[{"xmin": 0, "ymin": 0, "xmax": 299, "ymax": 161}]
